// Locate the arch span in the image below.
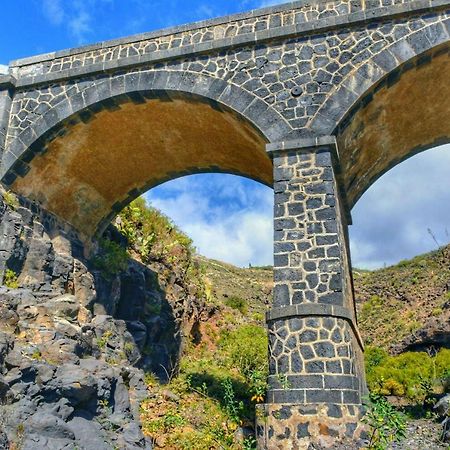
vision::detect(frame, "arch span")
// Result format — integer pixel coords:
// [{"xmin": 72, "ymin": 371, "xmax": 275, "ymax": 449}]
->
[
  {"xmin": 334, "ymin": 43, "xmax": 450, "ymax": 207},
  {"xmin": 1, "ymin": 70, "xmax": 292, "ymax": 183},
  {"xmin": 310, "ymin": 20, "xmax": 450, "ymax": 137},
  {"xmin": 6, "ymin": 83, "xmax": 274, "ymax": 238}
]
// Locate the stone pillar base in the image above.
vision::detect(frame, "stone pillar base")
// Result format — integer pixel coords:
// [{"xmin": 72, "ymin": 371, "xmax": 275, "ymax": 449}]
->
[{"xmin": 255, "ymin": 403, "xmax": 367, "ymax": 449}]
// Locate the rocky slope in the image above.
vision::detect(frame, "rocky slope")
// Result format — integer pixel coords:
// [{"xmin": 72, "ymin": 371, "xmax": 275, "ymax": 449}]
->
[
  {"xmin": 354, "ymin": 247, "xmax": 450, "ymax": 354},
  {"xmin": 0, "ymin": 192, "xmax": 207, "ymax": 449}
]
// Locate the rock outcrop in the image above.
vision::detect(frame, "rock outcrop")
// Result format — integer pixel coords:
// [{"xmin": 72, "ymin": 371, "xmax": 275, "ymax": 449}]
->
[{"xmin": 0, "ymin": 190, "xmax": 206, "ymax": 448}]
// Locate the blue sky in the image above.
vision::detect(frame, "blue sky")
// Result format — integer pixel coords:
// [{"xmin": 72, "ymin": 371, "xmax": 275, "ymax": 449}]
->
[
  {"xmin": 0, "ymin": 0, "xmax": 278, "ymax": 63},
  {"xmin": 1, "ymin": 1, "xmax": 449, "ymax": 269}
]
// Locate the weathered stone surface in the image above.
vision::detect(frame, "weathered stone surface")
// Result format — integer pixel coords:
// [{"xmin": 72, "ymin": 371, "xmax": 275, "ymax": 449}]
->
[
  {"xmin": 0, "ymin": 1, "xmax": 448, "ymax": 238},
  {"xmin": 0, "ymin": 191, "xmax": 208, "ymax": 448},
  {"xmin": 0, "ymin": 2, "xmax": 449, "ymax": 448}
]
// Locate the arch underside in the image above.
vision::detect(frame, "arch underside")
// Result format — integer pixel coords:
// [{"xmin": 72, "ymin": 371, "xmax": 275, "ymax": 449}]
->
[
  {"xmin": 337, "ymin": 44, "xmax": 450, "ymax": 208},
  {"xmin": 9, "ymin": 92, "xmax": 271, "ymax": 238}
]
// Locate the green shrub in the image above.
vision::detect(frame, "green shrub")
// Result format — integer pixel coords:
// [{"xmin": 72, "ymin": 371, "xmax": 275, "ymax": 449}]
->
[
  {"xmin": 3, "ymin": 191, "xmax": 19, "ymax": 210},
  {"xmin": 362, "ymin": 393, "xmax": 406, "ymax": 449},
  {"xmin": 116, "ymin": 197, "xmax": 207, "ymax": 300},
  {"xmin": 221, "ymin": 378, "xmax": 244, "ymax": 424},
  {"xmin": 91, "ymin": 239, "xmax": 128, "ymax": 279},
  {"xmin": 365, "ymin": 347, "xmax": 450, "ymax": 400},
  {"xmin": 435, "ymin": 348, "xmax": 450, "ymax": 391},
  {"xmin": 117, "ymin": 197, "xmax": 195, "ymax": 262},
  {"xmin": 365, "ymin": 346, "xmax": 388, "ymax": 370},
  {"xmin": 220, "ymin": 324, "xmax": 268, "ymax": 378},
  {"xmin": 3, "ymin": 269, "xmax": 19, "ymax": 289},
  {"xmin": 224, "ymin": 296, "xmax": 247, "ymax": 314}
]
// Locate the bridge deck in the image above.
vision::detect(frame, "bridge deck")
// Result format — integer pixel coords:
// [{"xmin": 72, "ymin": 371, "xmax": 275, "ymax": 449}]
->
[{"xmin": 5, "ymin": 0, "xmax": 448, "ymax": 87}]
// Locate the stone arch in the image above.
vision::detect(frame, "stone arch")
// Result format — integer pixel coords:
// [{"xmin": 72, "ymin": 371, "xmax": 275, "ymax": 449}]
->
[
  {"xmin": 3, "ymin": 71, "xmax": 288, "ymax": 239},
  {"xmin": 313, "ymin": 24, "xmax": 450, "ymax": 207},
  {"xmin": 1, "ymin": 70, "xmax": 293, "ymax": 183},
  {"xmin": 310, "ymin": 19, "xmax": 450, "ymax": 136}
]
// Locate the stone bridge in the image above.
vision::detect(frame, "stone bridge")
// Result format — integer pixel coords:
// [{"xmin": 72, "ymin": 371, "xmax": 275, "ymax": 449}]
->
[{"xmin": 0, "ymin": 0, "xmax": 449, "ymax": 447}]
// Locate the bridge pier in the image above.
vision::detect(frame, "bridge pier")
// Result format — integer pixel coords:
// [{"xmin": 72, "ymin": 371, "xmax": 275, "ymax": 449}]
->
[{"xmin": 256, "ymin": 138, "xmax": 367, "ymax": 449}]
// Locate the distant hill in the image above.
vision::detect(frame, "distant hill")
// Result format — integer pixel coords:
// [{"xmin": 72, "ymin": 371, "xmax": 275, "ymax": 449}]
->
[{"xmin": 199, "ymin": 246, "xmax": 450, "ymax": 355}]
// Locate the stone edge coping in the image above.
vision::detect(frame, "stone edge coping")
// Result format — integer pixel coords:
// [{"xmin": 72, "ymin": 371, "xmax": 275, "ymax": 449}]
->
[
  {"xmin": 11, "ymin": 0, "xmax": 446, "ymax": 68},
  {"xmin": 0, "ymin": 75, "xmax": 16, "ymax": 89},
  {"xmin": 9, "ymin": 0, "xmax": 306, "ymax": 67},
  {"xmin": 267, "ymin": 303, "xmax": 365, "ymax": 350},
  {"xmin": 5, "ymin": 0, "xmax": 449, "ymax": 89},
  {"xmin": 266, "ymin": 136, "xmax": 337, "ymax": 153}
]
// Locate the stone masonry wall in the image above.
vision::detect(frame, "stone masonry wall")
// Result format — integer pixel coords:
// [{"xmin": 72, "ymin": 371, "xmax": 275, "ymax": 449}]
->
[
  {"xmin": 3, "ymin": 2, "xmax": 449, "ymax": 166},
  {"xmin": 10, "ymin": 0, "xmax": 423, "ymax": 79},
  {"xmin": 256, "ymin": 142, "xmax": 366, "ymax": 448}
]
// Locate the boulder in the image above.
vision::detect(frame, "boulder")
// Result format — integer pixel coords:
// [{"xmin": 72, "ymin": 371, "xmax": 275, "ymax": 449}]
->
[
  {"xmin": 27, "ymin": 413, "xmax": 75, "ymax": 439},
  {"xmin": 434, "ymin": 394, "xmax": 450, "ymax": 417}
]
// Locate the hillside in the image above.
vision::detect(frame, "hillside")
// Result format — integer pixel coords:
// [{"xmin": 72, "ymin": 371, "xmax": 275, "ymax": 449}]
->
[
  {"xmin": 139, "ymin": 244, "xmax": 449, "ymax": 449},
  {"xmin": 354, "ymin": 248, "xmax": 450, "ymax": 354},
  {"xmin": 0, "ymin": 193, "xmax": 448, "ymax": 449},
  {"xmin": 199, "ymin": 248, "xmax": 450, "ymax": 355}
]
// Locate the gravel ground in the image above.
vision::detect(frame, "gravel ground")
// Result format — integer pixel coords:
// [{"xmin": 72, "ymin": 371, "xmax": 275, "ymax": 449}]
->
[{"xmin": 390, "ymin": 419, "xmax": 447, "ymax": 449}]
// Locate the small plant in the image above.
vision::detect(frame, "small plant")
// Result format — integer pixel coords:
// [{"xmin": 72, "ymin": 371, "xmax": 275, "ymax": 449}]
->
[
  {"xmin": 124, "ymin": 342, "xmax": 135, "ymax": 355},
  {"xmin": 431, "ymin": 307, "xmax": 443, "ymax": 316},
  {"xmin": 362, "ymin": 393, "xmax": 406, "ymax": 449},
  {"xmin": 221, "ymin": 378, "xmax": 244, "ymax": 425},
  {"xmin": 91, "ymin": 239, "xmax": 128, "ymax": 279},
  {"xmin": 418, "ymin": 375, "xmax": 435, "ymax": 408},
  {"xmin": 145, "ymin": 301, "xmax": 162, "ymax": 316},
  {"xmin": 97, "ymin": 330, "xmax": 113, "ymax": 349},
  {"xmin": 249, "ymin": 369, "xmax": 267, "ymax": 403},
  {"xmin": 30, "ymin": 349, "xmax": 42, "ymax": 361},
  {"xmin": 3, "ymin": 191, "xmax": 19, "ymax": 209},
  {"xmin": 144, "ymin": 371, "xmax": 159, "ymax": 386},
  {"xmin": 243, "ymin": 436, "xmax": 257, "ymax": 450},
  {"xmin": 3, "ymin": 269, "xmax": 19, "ymax": 289},
  {"xmin": 276, "ymin": 373, "xmax": 292, "ymax": 390}
]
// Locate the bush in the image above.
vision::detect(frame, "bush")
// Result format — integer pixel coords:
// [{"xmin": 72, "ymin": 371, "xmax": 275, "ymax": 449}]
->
[
  {"xmin": 117, "ymin": 197, "xmax": 195, "ymax": 263},
  {"xmin": 3, "ymin": 269, "xmax": 19, "ymax": 289},
  {"xmin": 365, "ymin": 346, "xmax": 450, "ymax": 400},
  {"xmin": 224, "ymin": 296, "xmax": 247, "ymax": 314},
  {"xmin": 2, "ymin": 191, "xmax": 19, "ymax": 210},
  {"xmin": 365, "ymin": 346, "xmax": 388, "ymax": 370},
  {"xmin": 91, "ymin": 239, "xmax": 128, "ymax": 279},
  {"xmin": 220, "ymin": 325, "xmax": 268, "ymax": 378},
  {"xmin": 116, "ymin": 198, "xmax": 207, "ymax": 299}
]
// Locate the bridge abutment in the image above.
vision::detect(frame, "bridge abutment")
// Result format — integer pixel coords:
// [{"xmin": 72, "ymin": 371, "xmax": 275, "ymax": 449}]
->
[{"xmin": 256, "ymin": 138, "xmax": 367, "ymax": 449}]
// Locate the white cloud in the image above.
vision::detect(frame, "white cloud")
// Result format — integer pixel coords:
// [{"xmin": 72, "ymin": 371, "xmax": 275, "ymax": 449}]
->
[
  {"xmin": 68, "ymin": 4, "xmax": 93, "ymax": 44},
  {"xmin": 0, "ymin": 65, "xmax": 8, "ymax": 75},
  {"xmin": 258, "ymin": 0, "xmax": 287, "ymax": 7},
  {"xmin": 42, "ymin": 0, "xmax": 65, "ymax": 25},
  {"xmin": 146, "ymin": 174, "xmax": 273, "ymax": 267},
  {"xmin": 40, "ymin": 0, "xmax": 113, "ymax": 44},
  {"xmin": 195, "ymin": 4, "xmax": 216, "ymax": 19},
  {"xmin": 350, "ymin": 143, "xmax": 450, "ymax": 269}
]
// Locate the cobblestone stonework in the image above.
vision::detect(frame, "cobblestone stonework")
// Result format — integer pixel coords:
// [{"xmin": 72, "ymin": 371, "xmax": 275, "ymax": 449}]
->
[
  {"xmin": 0, "ymin": 1, "xmax": 449, "ymax": 448},
  {"xmin": 1, "ymin": 1, "xmax": 449, "ymax": 182},
  {"xmin": 256, "ymin": 403, "xmax": 366, "ymax": 449},
  {"xmin": 8, "ymin": 0, "xmax": 433, "ymax": 79},
  {"xmin": 255, "ymin": 140, "xmax": 367, "ymax": 447}
]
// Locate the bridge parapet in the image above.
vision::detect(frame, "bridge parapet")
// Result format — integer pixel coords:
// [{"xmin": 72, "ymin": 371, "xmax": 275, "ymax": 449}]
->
[{"xmin": 9, "ymin": 0, "xmax": 445, "ymax": 83}]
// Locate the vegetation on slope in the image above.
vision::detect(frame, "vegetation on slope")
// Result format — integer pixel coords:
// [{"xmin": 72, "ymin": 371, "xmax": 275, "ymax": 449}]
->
[
  {"xmin": 116, "ymin": 197, "xmax": 207, "ymax": 294},
  {"xmin": 104, "ymin": 198, "xmax": 449, "ymax": 448},
  {"xmin": 354, "ymin": 247, "xmax": 450, "ymax": 353}
]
